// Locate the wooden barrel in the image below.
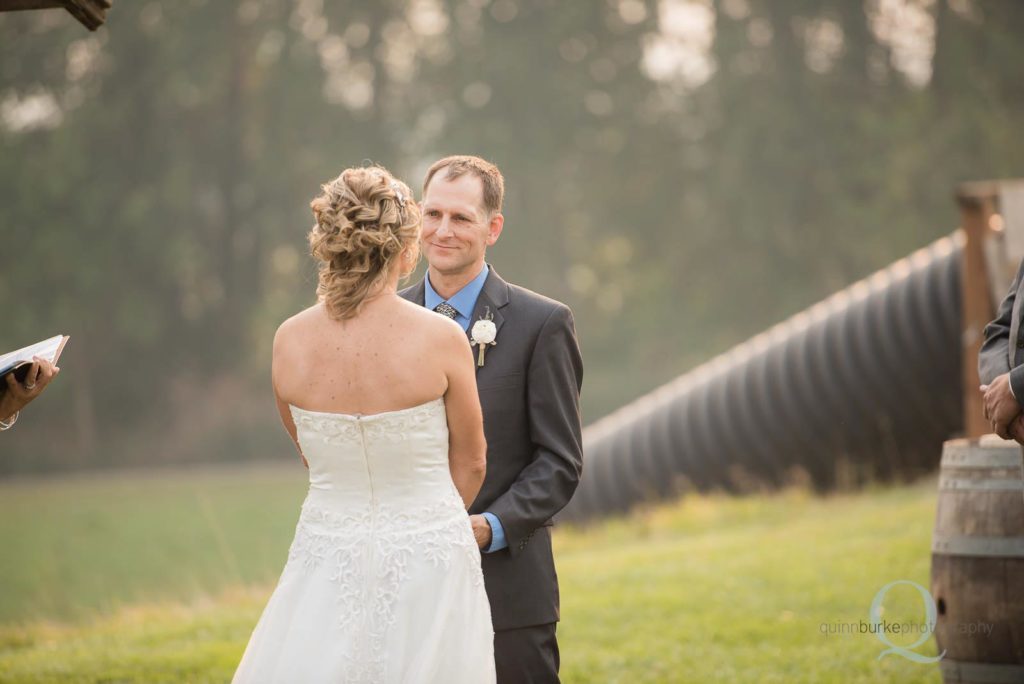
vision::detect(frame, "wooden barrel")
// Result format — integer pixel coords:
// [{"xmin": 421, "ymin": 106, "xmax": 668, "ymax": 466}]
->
[{"xmin": 931, "ymin": 436, "xmax": 1024, "ymax": 683}]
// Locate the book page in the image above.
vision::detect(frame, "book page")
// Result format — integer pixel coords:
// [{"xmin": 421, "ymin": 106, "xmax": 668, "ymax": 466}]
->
[{"xmin": 0, "ymin": 335, "xmax": 69, "ymax": 376}]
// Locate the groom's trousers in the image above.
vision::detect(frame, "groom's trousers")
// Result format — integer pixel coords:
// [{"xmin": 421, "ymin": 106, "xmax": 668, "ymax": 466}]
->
[{"xmin": 494, "ymin": 622, "xmax": 560, "ymax": 684}]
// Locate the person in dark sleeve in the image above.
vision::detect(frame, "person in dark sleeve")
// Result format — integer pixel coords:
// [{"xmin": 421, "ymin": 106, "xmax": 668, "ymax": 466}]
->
[{"xmin": 979, "ymin": 258, "xmax": 1024, "ymax": 442}]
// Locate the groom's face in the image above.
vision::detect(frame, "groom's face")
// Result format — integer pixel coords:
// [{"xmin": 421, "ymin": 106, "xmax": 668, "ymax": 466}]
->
[{"xmin": 420, "ymin": 173, "xmax": 502, "ymax": 277}]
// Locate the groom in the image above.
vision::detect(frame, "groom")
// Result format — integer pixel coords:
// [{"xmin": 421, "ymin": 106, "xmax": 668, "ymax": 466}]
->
[{"xmin": 400, "ymin": 155, "xmax": 584, "ymax": 683}]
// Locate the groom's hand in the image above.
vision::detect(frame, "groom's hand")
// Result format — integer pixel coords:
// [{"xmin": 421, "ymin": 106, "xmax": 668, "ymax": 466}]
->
[{"xmin": 469, "ymin": 514, "xmax": 492, "ymax": 550}]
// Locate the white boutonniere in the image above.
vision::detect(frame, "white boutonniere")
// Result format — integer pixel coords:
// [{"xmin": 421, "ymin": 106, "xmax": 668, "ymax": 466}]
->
[{"xmin": 470, "ymin": 309, "xmax": 498, "ymax": 367}]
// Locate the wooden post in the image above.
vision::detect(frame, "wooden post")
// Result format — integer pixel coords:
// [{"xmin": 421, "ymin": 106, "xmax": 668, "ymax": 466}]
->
[{"xmin": 956, "ymin": 182, "xmax": 998, "ymax": 438}]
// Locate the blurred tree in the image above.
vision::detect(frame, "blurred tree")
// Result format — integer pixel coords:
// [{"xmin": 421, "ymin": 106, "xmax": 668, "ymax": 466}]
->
[{"xmin": 1, "ymin": 0, "xmax": 1022, "ymax": 473}]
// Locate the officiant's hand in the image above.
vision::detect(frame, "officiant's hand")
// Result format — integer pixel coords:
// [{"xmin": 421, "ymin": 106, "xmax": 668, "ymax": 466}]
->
[
  {"xmin": 469, "ymin": 514, "xmax": 492, "ymax": 549},
  {"xmin": 1009, "ymin": 414, "xmax": 1024, "ymax": 445},
  {"xmin": 1, "ymin": 357, "xmax": 60, "ymax": 422},
  {"xmin": 981, "ymin": 373, "xmax": 1021, "ymax": 439}
]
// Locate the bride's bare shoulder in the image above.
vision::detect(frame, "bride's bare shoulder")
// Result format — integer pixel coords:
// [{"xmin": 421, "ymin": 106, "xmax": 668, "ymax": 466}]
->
[
  {"xmin": 397, "ymin": 298, "xmax": 465, "ymax": 344},
  {"xmin": 274, "ymin": 303, "xmax": 325, "ymax": 354}
]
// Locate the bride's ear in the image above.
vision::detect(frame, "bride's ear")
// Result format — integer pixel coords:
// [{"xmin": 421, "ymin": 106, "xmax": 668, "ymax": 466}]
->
[{"xmin": 398, "ymin": 244, "xmax": 419, "ymax": 277}]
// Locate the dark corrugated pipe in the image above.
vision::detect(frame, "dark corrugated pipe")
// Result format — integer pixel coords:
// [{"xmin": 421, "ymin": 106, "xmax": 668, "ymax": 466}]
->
[{"xmin": 561, "ymin": 233, "xmax": 964, "ymax": 523}]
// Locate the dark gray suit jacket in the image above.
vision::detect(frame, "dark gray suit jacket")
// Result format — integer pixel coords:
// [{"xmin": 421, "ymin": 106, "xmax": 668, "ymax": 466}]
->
[
  {"xmin": 400, "ymin": 266, "xmax": 584, "ymax": 631},
  {"xmin": 979, "ymin": 258, "xmax": 1024, "ymax": 406}
]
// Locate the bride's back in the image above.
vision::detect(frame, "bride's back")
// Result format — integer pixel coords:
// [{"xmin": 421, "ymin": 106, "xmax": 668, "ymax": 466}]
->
[
  {"xmin": 271, "ymin": 165, "xmax": 453, "ymax": 415},
  {"xmin": 274, "ymin": 297, "xmax": 451, "ymax": 415},
  {"xmin": 268, "ymin": 165, "xmax": 484, "ymax": 504},
  {"xmin": 278, "ymin": 299, "xmax": 463, "ymax": 515}
]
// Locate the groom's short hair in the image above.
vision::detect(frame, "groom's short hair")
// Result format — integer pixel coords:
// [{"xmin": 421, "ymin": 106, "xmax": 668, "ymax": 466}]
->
[{"xmin": 423, "ymin": 155, "xmax": 504, "ymax": 218}]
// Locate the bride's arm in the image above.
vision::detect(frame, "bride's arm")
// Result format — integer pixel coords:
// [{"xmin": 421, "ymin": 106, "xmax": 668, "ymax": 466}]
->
[
  {"xmin": 272, "ymin": 321, "xmax": 309, "ymax": 469},
  {"xmin": 274, "ymin": 392, "xmax": 308, "ymax": 469},
  {"xmin": 441, "ymin": 323, "xmax": 487, "ymax": 508}
]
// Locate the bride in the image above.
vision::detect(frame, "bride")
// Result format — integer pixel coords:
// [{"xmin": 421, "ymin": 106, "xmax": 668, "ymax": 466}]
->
[{"xmin": 232, "ymin": 166, "xmax": 495, "ymax": 683}]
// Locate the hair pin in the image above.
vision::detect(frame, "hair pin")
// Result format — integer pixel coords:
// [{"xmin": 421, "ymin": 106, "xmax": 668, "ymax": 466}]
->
[{"xmin": 389, "ymin": 180, "xmax": 407, "ymax": 208}]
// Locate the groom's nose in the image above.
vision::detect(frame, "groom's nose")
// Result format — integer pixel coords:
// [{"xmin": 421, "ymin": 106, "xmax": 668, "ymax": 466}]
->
[{"xmin": 436, "ymin": 217, "xmax": 453, "ymax": 238}]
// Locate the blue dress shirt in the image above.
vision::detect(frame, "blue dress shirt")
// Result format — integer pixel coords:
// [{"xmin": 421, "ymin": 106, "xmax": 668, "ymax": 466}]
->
[
  {"xmin": 424, "ymin": 264, "xmax": 508, "ymax": 553},
  {"xmin": 424, "ymin": 263, "xmax": 490, "ymax": 332}
]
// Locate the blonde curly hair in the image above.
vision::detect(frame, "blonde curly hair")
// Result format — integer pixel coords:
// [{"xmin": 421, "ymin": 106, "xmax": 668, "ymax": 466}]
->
[{"xmin": 308, "ymin": 166, "xmax": 421, "ymax": 320}]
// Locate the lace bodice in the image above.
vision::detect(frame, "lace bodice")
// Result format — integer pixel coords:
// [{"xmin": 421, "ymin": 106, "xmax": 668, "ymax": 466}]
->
[{"xmin": 289, "ymin": 397, "xmax": 462, "ymax": 513}]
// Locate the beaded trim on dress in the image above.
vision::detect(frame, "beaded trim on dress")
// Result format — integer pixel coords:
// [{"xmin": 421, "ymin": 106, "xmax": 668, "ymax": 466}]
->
[{"xmin": 289, "ymin": 397, "xmax": 446, "ymax": 444}]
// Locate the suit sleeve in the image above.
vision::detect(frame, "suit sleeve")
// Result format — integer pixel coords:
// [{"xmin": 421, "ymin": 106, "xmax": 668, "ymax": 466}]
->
[
  {"xmin": 979, "ymin": 259, "xmax": 1024, "ymax": 405},
  {"xmin": 485, "ymin": 304, "xmax": 584, "ymax": 557}
]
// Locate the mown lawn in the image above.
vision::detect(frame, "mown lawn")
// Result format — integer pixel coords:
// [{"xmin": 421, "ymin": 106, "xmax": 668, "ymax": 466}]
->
[{"xmin": 0, "ymin": 463, "xmax": 943, "ymax": 682}]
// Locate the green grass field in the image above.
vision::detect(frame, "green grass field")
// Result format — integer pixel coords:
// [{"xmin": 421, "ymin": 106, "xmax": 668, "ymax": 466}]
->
[{"xmin": 0, "ymin": 462, "xmax": 944, "ymax": 683}]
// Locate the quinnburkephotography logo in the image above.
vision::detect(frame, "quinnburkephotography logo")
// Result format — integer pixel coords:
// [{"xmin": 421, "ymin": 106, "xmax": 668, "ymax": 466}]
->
[
  {"xmin": 868, "ymin": 580, "xmax": 945, "ymax": 663},
  {"xmin": 819, "ymin": 579, "xmax": 990, "ymax": 664}
]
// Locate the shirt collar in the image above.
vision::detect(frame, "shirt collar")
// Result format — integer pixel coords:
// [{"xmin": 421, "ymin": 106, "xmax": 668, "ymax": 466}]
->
[{"xmin": 424, "ymin": 263, "xmax": 490, "ymax": 318}]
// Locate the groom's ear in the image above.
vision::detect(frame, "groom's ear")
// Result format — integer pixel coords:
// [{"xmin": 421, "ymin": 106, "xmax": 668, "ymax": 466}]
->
[{"xmin": 486, "ymin": 212, "xmax": 504, "ymax": 246}]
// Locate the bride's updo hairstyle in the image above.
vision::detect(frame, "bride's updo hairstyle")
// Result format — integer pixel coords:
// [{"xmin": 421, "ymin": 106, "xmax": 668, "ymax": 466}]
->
[{"xmin": 308, "ymin": 166, "xmax": 421, "ymax": 320}]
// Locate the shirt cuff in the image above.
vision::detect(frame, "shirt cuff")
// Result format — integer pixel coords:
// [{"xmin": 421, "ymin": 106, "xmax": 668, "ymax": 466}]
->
[{"xmin": 481, "ymin": 511, "xmax": 507, "ymax": 553}]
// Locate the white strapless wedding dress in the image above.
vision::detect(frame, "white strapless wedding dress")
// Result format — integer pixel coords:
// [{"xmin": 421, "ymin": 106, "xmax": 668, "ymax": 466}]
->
[{"xmin": 232, "ymin": 397, "xmax": 495, "ymax": 684}]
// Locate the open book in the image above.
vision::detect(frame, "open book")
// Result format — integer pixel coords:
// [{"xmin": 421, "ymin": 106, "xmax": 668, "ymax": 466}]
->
[{"xmin": 0, "ymin": 335, "xmax": 70, "ymax": 388}]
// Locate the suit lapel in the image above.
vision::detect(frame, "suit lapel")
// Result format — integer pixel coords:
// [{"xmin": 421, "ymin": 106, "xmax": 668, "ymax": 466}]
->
[
  {"xmin": 468, "ymin": 267, "xmax": 509, "ymax": 334},
  {"xmin": 403, "ymin": 266, "xmax": 510, "ymax": 372},
  {"xmin": 467, "ymin": 266, "xmax": 510, "ymax": 372},
  {"xmin": 399, "ymin": 278, "xmax": 426, "ymax": 306}
]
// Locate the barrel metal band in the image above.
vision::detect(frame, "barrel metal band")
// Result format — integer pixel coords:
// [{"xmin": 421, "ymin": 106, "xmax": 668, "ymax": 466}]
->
[
  {"xmin": 932, "ymin": 534, "xmax": 1024, "ymax": 557},
  {"xmin": 941, "ymin": 447, "xmax": 1023, "ymax": 469},
  {"xmin": 939, "ymin": 477, "xmax": 1024, "ymax": 491},
  {"xmin": 939, "ymin": 659, "xmax": 1024, "ymax": 683}
]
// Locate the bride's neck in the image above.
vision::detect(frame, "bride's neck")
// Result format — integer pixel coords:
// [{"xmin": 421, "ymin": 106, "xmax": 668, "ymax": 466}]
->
[{"xmin": 364, "ymin": 267, "xmax": 403, "ymax": 301}]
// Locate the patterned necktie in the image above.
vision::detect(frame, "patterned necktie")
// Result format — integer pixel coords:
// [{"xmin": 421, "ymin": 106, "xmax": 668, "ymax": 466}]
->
[{"xmin": 433, "ymin": 302, "xmax": 459, "ymax": 320}]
